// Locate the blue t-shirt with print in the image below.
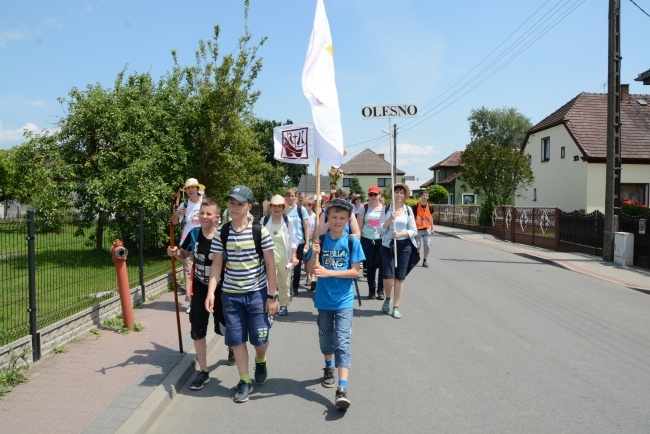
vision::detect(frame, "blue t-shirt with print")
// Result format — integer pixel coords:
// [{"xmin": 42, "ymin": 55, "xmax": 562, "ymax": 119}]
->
[{"xmin": 308, "ymin": 232, "xmax": 365, "ymax": 310}]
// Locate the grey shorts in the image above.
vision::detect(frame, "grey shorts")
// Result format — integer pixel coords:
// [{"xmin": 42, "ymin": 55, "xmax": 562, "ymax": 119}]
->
[{"xmin": 415, "ymin": 229, "xmax": 431, "ymax": 254}]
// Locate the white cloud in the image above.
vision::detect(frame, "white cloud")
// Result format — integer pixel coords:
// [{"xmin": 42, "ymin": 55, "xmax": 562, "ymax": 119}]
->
[
  {"xmin": 0, "ymin": 121, "xmax": 41, "ymax": 146},
  {"xmin": 0, "ymin": 30, "xmax": 26, "ymax": 48}
]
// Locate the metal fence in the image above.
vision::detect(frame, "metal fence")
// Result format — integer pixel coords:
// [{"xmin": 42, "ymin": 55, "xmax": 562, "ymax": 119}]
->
[
  {"xmin": 432, "ymin": 205, "xmax": 649, "ymax": 268},
  {"xmin": 0, "ymin": 208, "xmax": 174, "ymax": 354}
]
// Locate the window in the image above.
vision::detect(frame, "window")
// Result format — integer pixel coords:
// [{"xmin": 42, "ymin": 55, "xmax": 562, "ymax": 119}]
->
[
  {"xmin": 342, "ymin": 178, "xmax": 350, "ymax": 187},
  {"xmin": 436, "ymin": 170, "xmax": 440, "ymax": 184},
  {"xmin": 448, "ymin": 194, "xmax": 454, "ymax": 204},
  {"xmin": 561, "ymin": 146, "xmax": 565, "ymax": 158},
  {"xmin": 377, "ymin": 178, "xmax": 391, "ymax": 187},
  {"xmin": 541, "ymin": 137, "xmax": 550, "ymax": 162},
  {"xmin": 533, "ymin": 188, "xmax": 537, "ymax": 201},
  {"xmin": 621, "ymin": 183, "xmax": 649, "ymax": 206},
  {"xmin": 462, "ymin": 194, "xmax": 476, "ymax": 205}
]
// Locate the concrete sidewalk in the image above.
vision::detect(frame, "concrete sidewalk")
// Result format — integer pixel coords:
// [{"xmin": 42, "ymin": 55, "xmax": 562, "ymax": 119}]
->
[
  {"xmin": 0, "ymin": 291, "xmax": 222, "ymax": 434},
  {"xmin": 434, "ymin": 225, "xmax": 650, "ymax": 293}
]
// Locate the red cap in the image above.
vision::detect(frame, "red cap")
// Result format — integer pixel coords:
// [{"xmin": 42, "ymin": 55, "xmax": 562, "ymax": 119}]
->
[{"xmin": 368, "ymin": 185, "xmax": 380, "ymax": 194}]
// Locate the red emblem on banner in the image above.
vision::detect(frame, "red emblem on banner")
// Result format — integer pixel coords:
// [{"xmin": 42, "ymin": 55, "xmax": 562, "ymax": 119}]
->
[{"xmin": 281, "ymin": 127, "xmax": 309, "ymax": 160}]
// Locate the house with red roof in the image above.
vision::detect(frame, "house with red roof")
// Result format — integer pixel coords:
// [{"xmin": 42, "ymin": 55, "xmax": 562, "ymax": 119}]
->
[
  {"xmin": 337, "ymin": 148, "xmax": 406, "ymax": 196},
  {"xmin": 516, "ymin": 85, "xmax": 650, "ymax": 212},
  {"xmin": 420, "ymin": 151, "xmax": 482, "ymax": 205}
]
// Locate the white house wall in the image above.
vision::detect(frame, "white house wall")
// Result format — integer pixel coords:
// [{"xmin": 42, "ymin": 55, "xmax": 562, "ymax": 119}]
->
[
  {"xmin": 517, "ymin": 124, "xmax": 588, "ymax": 211},
  {"xmin": 587, "ymin": 163, "xmax": 650, "ymax": 212}
]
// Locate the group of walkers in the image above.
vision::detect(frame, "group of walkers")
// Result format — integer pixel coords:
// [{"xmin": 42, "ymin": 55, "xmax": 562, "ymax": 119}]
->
[{"xmin": 167, "ymin": 178, "xmax": 434, "ymax": 410}]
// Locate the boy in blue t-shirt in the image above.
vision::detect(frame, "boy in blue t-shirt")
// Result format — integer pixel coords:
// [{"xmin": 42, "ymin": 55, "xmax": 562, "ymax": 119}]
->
[{"xmin": 307, "ymin": 199, "xmax": 365, "ymax": 410}]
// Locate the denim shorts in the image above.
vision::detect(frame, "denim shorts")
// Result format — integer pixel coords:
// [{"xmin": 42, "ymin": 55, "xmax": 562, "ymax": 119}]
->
[
  {"xmin": 317, "ymin": 308, "xmax": 353, "ymax": 369},
  {"xmin": 221, "ymin": 288, "xmax": 270, "ymax": 347},
  {"xmin": 380, "ymin": 239, "xmax": 412, "ymax": 281}
]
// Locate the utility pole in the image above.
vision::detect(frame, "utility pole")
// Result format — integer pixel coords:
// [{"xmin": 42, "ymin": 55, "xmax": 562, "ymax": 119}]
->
[
  {"xmin": 393, "ymin": 123, "xmax": 397, "ymax": 184},
  {"xmin": 603, "ymin": 0, "xmax": 621, "ymax": 262}
]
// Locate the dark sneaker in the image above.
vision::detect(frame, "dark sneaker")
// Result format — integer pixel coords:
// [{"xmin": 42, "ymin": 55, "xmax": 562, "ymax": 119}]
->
[
  {"xmin": 189, "ymin": 370, "xmax": 210, "ymax": 390},
  {"xmin": 254, "ymin": 359, "xmax": 268, "ymax": 384},
  {"xmin": 335, "ymin": 386, "xmax": 350, "ymax": 410},
  {"xmin": 227, "ymin": 347, "xmax": 236, "ymax": 366},
  {"xmin": 376, "ymin": 291, "xmax": 385, "ymax": 300},
  {"xmin": 423, "ymin": 260, "xmax": 429, "ymax": 268},
  {"xmin": 293, "ymin": 287, "xmax": 299, "ymax": 295},
  {"xmin": 321, "ymin": 366, "xmax": 335, "ymax": 388},
  {"xmin": 362, "ymin": 269, "xmax": 367, "ymax": 278},
  {"xmin": 233, "ymin": 380, "xmax": 253, "ymax": 403},
  {"xmin": 278, "ymin": 306, "xmax": 289, "ymax": 316},
  {"xmin": 367, "ymin": 292, "xmax": 376, "ymax": 300},
  {"xmin": 310, "ymin": 281, "xmax": 316, "ymax": 291}
]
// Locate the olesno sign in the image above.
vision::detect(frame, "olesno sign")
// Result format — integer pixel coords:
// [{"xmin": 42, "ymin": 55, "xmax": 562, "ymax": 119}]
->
[{"xmin": 361, "ymin": 103, "xmax": 418, "ymax": 119}]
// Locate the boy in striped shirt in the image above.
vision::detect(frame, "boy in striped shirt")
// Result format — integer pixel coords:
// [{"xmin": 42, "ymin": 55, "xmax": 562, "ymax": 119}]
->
[{"xmin": 206, "ymin": 185, "xmax": 278, "ymax": 403}]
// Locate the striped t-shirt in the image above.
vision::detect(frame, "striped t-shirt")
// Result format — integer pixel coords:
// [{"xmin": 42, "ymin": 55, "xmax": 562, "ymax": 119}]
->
[{"xmin": 210, "ymin": 222, "xmax": 274, "ymax": 294}]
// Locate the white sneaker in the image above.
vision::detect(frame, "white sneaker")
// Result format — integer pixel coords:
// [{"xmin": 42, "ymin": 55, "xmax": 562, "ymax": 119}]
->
[
  {"xmin": 186, "ymin": 305, "xmax": 191, "ymax": 314},
  {"xmin": 305, "ymin": 276, "xmax": 312, "ymax": 285}
]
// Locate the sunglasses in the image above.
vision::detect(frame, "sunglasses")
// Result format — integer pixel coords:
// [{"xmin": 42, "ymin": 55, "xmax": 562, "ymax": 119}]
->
[{"xmin": 368, "ymin": 193, "xmax": 379, "ymax": 197}]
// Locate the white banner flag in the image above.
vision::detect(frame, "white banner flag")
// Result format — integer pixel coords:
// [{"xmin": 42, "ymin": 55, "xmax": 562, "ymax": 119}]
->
[
  {"xmin": 273, "ymin": 122, "xmax": 315, "ymax": 165},
  {"xmin": 302, "ymin": 0, "xmax": 344, "ymax": 168}
]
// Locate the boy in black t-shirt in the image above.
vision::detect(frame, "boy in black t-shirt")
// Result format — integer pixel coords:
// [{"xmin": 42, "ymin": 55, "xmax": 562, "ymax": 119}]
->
[{"xmin": 167, "ymin": 198, "xmax": 226, "ymax": 390}]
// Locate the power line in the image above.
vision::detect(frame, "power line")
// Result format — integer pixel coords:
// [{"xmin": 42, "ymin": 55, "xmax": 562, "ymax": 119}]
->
[{"xmin": 629, "ymin": 0, "xmax": 650, "ymax": 18}]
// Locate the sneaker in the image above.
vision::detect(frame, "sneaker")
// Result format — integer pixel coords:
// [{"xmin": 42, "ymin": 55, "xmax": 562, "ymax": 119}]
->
[
  {"xmin": 186, "ymin": 305, "xmax": 191, "ymax": 314},
  {"xmin": 278, "ymin": 306, "xmax": 289, "ymax": 316},
  {"xmin": 382, "ymin": 299, "xmax": 390, "ymax": 314},
  {"xmin": 305, "ymin": 276, "xmax": 312, "ymax": 285},
  {"xmin": 362, "ymin": 270, "xmax": 367, "ymax": 278},
  {"xmin": 254, "ymin": 359, "xmax": 268, "ymax": 384},
  {"xmin": 321, "ymin": 366, "xmax": 335, "ymax": 388},
  {"xmin": 310, "ymin": 281, "xmax": 316, "ymax": 291},
  {"xmin": 189, "ymin": 370, "xmax": 210, "ymax": 390},
  {"xmin": 367, "ymin": 292, "xmax": 376, "ymax": 300},
  {"xmin": 392, "ymin": 308, "xmax": 403, "ymax": 319},
  {"xmin": 423, "ymin": 260, "xmax": 429, "ymax": 268},
  {"xmin": 376, "ymin": 291, "xmax": 385, "ymax": 300},
  {"xmin": 335, "ymin": 386, "xmax": 351, "ymax": 410},
  {"xmin": 233, "ymin": 380, "xmax": 253, "ymax": 403},
  {"xmin": 293, "ymin": 287, "xmax": 299, "ymax": 295},
  {"xmin": 227, "ymin": 347, "xmax": 236, "ymax": 366}
]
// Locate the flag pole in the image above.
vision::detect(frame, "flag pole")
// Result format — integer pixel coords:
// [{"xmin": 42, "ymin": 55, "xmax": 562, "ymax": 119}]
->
[
  {"xmin": 314, "ymin": 158, "xmax": 321, "ymax": 262},
  {"xmin": 388, "ymin": 118, "xmax": 397, "ymax": 261}
]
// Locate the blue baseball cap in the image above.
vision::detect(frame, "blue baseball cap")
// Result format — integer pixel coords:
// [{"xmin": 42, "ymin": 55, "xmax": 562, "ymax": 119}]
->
[{"xmin": 227, "ymin": 185, "xmax": 253, "ymax": 203}]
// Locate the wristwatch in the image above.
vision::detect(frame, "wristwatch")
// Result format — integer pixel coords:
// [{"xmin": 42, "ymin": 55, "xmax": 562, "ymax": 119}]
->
[{"xmin": 267, "ymin": 293, "xmax": 279, "ymax": 301}]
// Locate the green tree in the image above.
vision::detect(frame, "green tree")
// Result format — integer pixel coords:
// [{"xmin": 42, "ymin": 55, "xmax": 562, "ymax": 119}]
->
[
  {"xmin": 11, "ymin": 132, "xmax": 76, "ymax": 232},
  {"xmin": 459, "ymin": 140, "xmax": 534, "ymax": 210},
  {"xmin": 426, "ymin": 184, "xmax": 449, "ymax": 204},
  {"xmin": 347, "ymin": 177, "xmax": 364, "ymax": 200},
  {"xmin": 0, "ymin": 149, "xmax": 17, "ymax": 216},
  {"xmin": 468, "ymin": 106, "xmax": 532, "ymax": 149},
  {"xmin": 178, "ymin": 13, "xmax": 271, "ymax": 202}
]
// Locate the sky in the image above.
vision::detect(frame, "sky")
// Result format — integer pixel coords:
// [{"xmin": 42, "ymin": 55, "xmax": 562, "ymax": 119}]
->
[{"xmin": 1, "ymin": 0, "xmax": 649, "ymax": 184}]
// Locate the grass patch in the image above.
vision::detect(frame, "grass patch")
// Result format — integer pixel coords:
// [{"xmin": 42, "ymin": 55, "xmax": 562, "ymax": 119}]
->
[
  {"xmin": 102, "ymin": 314, "xmax": 144, "ymax": 335},
  {"xmin": 52, "ymin": 344, "xmax": 69, "ymax": 354},
  {"xmin": 89, "ymin": 328, "xmax": 100, "ymax": 338},
  {"xmin": 0, "ymin": 347, "xmax": 30, "ymax": 396}
]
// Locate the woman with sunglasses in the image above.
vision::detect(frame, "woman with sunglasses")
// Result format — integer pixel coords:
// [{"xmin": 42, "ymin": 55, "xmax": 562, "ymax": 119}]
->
[{"xmin": 356, "ymin": 186, "xmax": 385, "ymax": 300}]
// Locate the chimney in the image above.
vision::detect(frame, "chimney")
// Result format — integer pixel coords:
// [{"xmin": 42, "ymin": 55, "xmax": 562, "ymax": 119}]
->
[
  {"xmin": 621, "ymin": 84, "xmax": 629, "ymax": 99},
  {"xmin": 378, "ymin": 153, "xmax": 385, "ymax": 160}
]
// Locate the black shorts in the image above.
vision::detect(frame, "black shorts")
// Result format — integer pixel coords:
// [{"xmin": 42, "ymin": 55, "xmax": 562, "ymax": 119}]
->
[{"xmin": 189, "ymin": 279, "xmax": 226, "ymax": 340}]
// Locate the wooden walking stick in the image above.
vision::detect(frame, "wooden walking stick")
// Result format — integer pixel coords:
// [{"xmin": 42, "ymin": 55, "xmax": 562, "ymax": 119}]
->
[{"xmin": 169, "ymin": 190, "xmax": 184, "ymax": 354}]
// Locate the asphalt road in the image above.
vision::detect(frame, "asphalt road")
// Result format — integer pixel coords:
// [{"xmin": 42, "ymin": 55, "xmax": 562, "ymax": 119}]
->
[{"xmin": 148, "ymin": 234, "xmax": 650, "ymax": 433}]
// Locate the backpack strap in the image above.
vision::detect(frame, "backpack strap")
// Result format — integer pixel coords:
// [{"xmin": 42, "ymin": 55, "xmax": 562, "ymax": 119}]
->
[
  {"xmin": 252, "ymin": 221, "xmax": 264, "ymax": 262},
  {"xmin": 261, "ymin": 215, "xmax": 268, "ymax": 226},
  {"xmin": 347, "ymin": 235, "xmax": 354, "ymax": 270},
  {"xmin": 295, "ymin": 206, "xmax": 305, "ymax": 237},
  {"xmin": 283, "ymin": 214, "xmax": 289, "ymax": 226},
  {"xmin": 180, "ymin": 199, "xmax": 189, "ymax": 224},
  {"xmin": 188, "ymin": 227, "xmax": 200, "ymax": 253},
  {"xmin": 318, "ymin": 234, "xmax": 326, "ymax": 266}
]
